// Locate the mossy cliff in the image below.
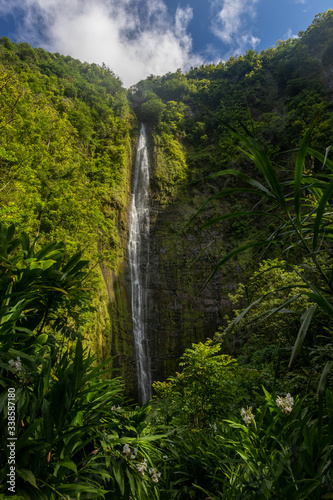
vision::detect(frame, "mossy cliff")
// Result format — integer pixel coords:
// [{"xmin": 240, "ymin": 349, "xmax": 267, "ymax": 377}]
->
[
  {"xmin": 1, "ymin": 10, "xmax": 333, "ymax": 396},
  {"xmin": 128, "ymin": 10, "xmax": 333, "ymax": 384},
  {"xmin": 0, "ymin": 38, "xmax": 137, "ymax": 389}
]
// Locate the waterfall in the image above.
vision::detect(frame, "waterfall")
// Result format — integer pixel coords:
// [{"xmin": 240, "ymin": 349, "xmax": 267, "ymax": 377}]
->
[{"xmin": 128, "ymin": 123, "xmax": 152, "ymax": 403}]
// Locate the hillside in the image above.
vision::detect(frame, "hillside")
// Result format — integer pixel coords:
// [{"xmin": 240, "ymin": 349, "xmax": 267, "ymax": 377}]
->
[
  {"xmin": 0, "ymin": 9, "xmax": 333, "ymax": 499},
  {"xmin": 128, "ymin": 9, "xmax": 333, "ymax": 381},
  {"xmin": 0, "ymin": 9, "xmax": 333, "ymax": 390},
  {"xmin": 0, "ymin": 38, "xmax": 137, "ymax": 380}
]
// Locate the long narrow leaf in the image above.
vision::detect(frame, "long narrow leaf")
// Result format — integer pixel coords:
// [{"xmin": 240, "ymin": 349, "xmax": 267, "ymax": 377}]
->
[
  {"xmin": 305, "ymin": 291, "xmax": 333, "ymax": 317},
  {"xmin": 204, "ymin": 168, "xmax": 275, "ymax": 199},
  {"xmin": 317, "ymin": 360, "xmax": 333, "ymax": 397},
  {"xmin": 188, "ymin": 242, "xmax": 213, "ymax": 269},
  {"xmin": 196, "ymin": 241, "xmax": 280, "ymax": 297},
  {"xmin": 200, "ymin": 210, "xmax": 283, "ymax": 230},
  {"xmin": 294, "ymin": 116, "xmax": 320, "ymax": 226},
  {"xmin": 183, "ymin": 188, "xmax": 259, "ymax": 229},
  {"xmin": 312, "ymin": 178, "xmax": 333, "ymax": 251},
  {"xmin": 289, "ymin": 305, "xmax": 317, "ymax": 367},
  {"xmin": 205, "ymin": 110, "xmax": 288, "ymax": 208},
  {"xmin": 307, "ymin": 146, "xmax": 333, "ymax": 172},
  {"xmin": 255, "ymin": 294, "xmax": 302, "ymax": 323}
]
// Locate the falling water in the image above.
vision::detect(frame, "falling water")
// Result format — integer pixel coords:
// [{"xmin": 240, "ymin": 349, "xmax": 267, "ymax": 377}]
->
[{"xmin": 128, "ymin": 124, "xmax": 152, "ymax": 403}]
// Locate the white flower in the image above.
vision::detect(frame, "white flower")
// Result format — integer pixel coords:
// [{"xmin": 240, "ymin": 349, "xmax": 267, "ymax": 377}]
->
[
  {"xmin": 136, "ymin": 458, "xmax": 148, "ymax": 475},
  {"xmin": 9, "ymin": 357, "xmax": 22, "ymax": 373},
  {"xmin": 151, "ymin": 471, "xmax": 161, "ymax": 483},
  {"xmin": 276, "ymin": 393, "xmax": 294, "ymax": 414},
  {"xmin": 111, "ymin": 405, "xmax": 121, "ymax": 411},
  {"xmin": 149, "ymin": 468, "xmax": 161, "ymax": 483},
  {"xmin": 209, "ymin": 422, "xmax": 217, "ymax": 432},
  {"xmin": 122, "ymin": 443, "xmax": 131, "ymax": 456},
  {"xmin": 130, "ymin": 447, "xmax": 138, "ymax": 459},
  {"xmin": 240, "ymin": 406, "xmax": 255, "ymax": 425}
]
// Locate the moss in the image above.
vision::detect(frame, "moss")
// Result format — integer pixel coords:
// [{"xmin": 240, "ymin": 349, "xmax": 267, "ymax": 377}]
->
[{"xmin": 151, "ymin": 132, "xmax": 188, "ymax": 204}]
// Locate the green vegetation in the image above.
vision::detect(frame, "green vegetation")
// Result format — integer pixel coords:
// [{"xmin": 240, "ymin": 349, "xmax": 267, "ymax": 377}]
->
[
  {"xmin": 0, "ymin": 38, "xmax": 135, "ymax": 378},
  {"xmin": 0, "ymin": 227, "xmax": 163, "ymax": 499},
  {"xmin": 1, "ymin": 8, "xmax": 333, "ymax": 499},
  {"xmin": 147, "ymin": 111, "xmax": 333, "ymax": 498},
  {"xmin": 129, "ymin": 8, "xmax": 333, "ymax": 384}
]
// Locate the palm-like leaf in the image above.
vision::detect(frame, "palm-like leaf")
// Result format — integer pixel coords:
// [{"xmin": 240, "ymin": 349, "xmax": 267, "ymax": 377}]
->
[{"xmin": 187, "ymin": 113, "xmax": 333, "ymax": 379}]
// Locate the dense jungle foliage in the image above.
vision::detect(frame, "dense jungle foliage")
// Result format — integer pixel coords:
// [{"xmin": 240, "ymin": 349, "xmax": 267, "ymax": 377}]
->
[
  {"xmin": 0, "ymin": 37, "xmax": 135, "ymax": 359},
  {"xmin": 1, "ymin": 8, "xmax": 333, "ymax": 499}
]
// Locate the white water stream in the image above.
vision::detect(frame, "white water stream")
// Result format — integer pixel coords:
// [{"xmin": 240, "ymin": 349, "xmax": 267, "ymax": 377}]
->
[{"xmin": 128, "ymin": 124, "xmax": 152, "ymax": 403}]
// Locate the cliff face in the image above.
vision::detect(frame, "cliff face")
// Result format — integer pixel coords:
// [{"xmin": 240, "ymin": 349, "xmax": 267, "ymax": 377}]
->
[
  {"xmin": 147, "ymin": 201, "xmax": 232, "ymax": 381},
  {"xmin": 110, "ymin": 127, "xmax": 241, "ymax": 394},
  {"xmin": 97, "ymin": 9, "xmax": 333, "ymax": 395},
  {"xmin": 2, "ymin": 11, "xmax": 333, "ymax": 400}
]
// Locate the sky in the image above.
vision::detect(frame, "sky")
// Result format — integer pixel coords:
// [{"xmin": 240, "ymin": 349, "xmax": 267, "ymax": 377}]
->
[{"xmin": 0, "ymin": 0, "xmax": 331, "ymax": 88}]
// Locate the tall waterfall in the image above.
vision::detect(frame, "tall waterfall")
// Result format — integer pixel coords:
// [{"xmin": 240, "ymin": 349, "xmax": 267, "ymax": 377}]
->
[{"xmin": 128, "ymin": 124, "xmax": 152, "ymax": 403}]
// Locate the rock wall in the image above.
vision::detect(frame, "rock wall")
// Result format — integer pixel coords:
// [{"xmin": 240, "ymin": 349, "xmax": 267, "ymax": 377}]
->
[
  {"xmin": 146, "ymin": 195, "xmax": 239, "ymax": 382},
  {"xmin": 110, "ymin": 126, "xmax": 244, "ymax": 395}
]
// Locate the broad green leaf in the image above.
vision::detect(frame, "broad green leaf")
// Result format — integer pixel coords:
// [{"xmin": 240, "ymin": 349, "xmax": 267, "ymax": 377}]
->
[
  {"xmin": 40, "ymin": 249, "xmax": 64, "ymax": 261},
  {"xmin": 34, "ymin": 241, "xmax": 59, "ymax": 260},
  {"xmin": 63, "ymin": 259, "xmax": 89, "ymax": 278},
  {"xmin": 30, "ymin": 259, "xmax": 55, "ymax": 270},
  {"xmin": 42, "ymin": 259, "xmax": 57, "ymax": 270},
  {"xmin": 57, "ymin": 461, "xmax": 78, "ymax": 474},
  {"xmin": 114, "ymin": 464, "xmax": 125, "ymax": 496},
  {"xmin": 6, "ymin": 224, "xmax": 16, "ymax": 242},
  {"xmin": 126, "ymin": 468, "xmax": 137, "ymax": 499},
  {"xmin": 61, "ymin": 251, "xmax": 82, "ymax": 275},
  {"xmin": 17, "ymin": 468, "xmax": 38, "ymax": 488},
  {"xmin": 33, "ymin": 333, "xmax": 48, "ymax": 345},
  {"xmin": 20, "ymin": 231, "xmax": 31, "ymax": 254}
]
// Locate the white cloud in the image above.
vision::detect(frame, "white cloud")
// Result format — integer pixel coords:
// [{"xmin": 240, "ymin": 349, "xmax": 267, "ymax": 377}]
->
[
  {"xmin": 0, "ymin": 0, "xmax": 202, "ymax": 87},
  {"xmin": 283, "ymin": 28, "xmax": 299, "ymax": 40},
  {"xmin": 209, "ymin": 0, "xmax": 260, "ymax": 54}
]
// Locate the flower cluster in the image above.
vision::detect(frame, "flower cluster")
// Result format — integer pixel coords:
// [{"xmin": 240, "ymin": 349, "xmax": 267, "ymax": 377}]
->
[
  {"xmin": 136, "ymin": 458, "xmax": 148, "ymax": 475},
  {"xmin": 240, "ymin": 406, "xmax": 255, "ymax": 425},
  {"xmin": 122, "ymin": 444, "xmax": 138, "ymax": 460},
  {"xmin": 9, "ymin": 357, "xmax": 22, "ymax": 373},
  {"xmin": 135, "ymin": 459, "xmax": 161, "ymax": 483},
  {"xmin": 111, "ymin": 405, "xmax": 121, "ymax": 411},
  {"xmin": 149, "ymin": 468, "xmax": 161, "ymax": 483},
  {"xmin": 209, "ymin": 422, "xmax": 217, "ymax": 433},
  {"xmin": 276, "ymin": 393, "xmax": 294, "ymax": 414}
]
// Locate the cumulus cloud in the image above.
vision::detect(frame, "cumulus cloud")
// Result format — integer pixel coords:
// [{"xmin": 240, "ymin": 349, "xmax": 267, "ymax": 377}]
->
[
  {"xmin": 283, "ymin": 28, "xmax": 299, "ymax": 40},
  {"xmin": 209, "ymin": 0, "xmax": 260, "ymax": 55},
  {"xmin": 0, "ymin": 0, "xmax": 202, "ymax": 87}
]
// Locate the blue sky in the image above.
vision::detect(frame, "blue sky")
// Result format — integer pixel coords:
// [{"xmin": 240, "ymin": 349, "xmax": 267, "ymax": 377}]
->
[{"xmin": 0, "ymin": 0, "xmax": 331, "ymax": 87}]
